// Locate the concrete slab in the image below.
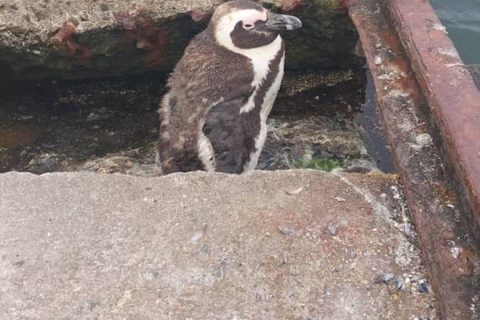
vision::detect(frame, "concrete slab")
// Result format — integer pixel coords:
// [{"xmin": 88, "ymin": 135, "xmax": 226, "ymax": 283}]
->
[{"xmin": 0, "ymin": 170, "xmax": 437, "ymax": 319}]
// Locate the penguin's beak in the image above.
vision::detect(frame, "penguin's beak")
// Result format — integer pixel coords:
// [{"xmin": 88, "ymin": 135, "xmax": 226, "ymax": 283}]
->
[{"xmin": 259, "ymin": 12, "xmax": 303, "ymax": 32}]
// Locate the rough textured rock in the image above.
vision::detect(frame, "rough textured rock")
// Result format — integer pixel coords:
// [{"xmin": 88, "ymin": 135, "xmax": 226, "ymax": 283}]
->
[
  {"xmin": 0, "ymin": 69, "xmax": 381, "ymax": 174},
  {"xmin": 0, "ymin": 170, "xmax": 437, "ymax": 319},
  {"xmin": 0, "ymin": 0, "xmax": 360, "ymax": 81}
]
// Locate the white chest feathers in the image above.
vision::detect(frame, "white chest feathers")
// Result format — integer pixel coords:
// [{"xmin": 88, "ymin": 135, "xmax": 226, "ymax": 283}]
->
[
  {"xmin": 238, "ymin": 36, "xmax": 285, "ymax": 172},
  {"xmin": 237, "ymin": 35, "xmax": 285, "ymax": 114},
  {"xmin": 205, "ymin": 33, "xmax": 285, "ymax": 173}
]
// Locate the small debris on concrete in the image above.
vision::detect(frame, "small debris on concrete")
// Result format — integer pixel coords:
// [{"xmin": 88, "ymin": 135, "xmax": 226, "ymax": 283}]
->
[
  {"xmin": 327, "ymin": 223, "xmax": 337, "ymax": 235},
  {"xmin": 278, "ymin": 226, "xmax": 292, "ymax": 236},
  {"xmin": 374, "ymin": 273, "xmax": 405, "ymax": 293},
  {"xmin": 418, "ymin": 279, "xmax": 433, "ymax": 294},
  {"xmin": 189, "ymin": 224, "xmax": 208, "ymax": 244},
  {"xmin": 375, "ymin": 272, "xmax": 394, "ymax": 283},
  {"xmin": 391, "ymin": 275, "xmax": 406, "ymax": 293},
  {"xmin": 286, "ymin": 186, "xmax": 305, "ymax": 195},
  {"xmin": 335, "ymin": 196, "xmax": 346, "ymax": 202}
]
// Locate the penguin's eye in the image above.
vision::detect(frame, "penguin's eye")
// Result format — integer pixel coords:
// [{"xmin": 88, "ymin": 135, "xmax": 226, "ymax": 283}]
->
[{"xmin": 243, "ymin": 23, "xmax": 254, "ymax": 30}]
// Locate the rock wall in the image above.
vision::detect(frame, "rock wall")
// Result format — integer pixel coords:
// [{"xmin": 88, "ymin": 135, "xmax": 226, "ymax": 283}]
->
[{"xmin": 0, "ymin": 0, "xmax": 359, "ymax": 81}]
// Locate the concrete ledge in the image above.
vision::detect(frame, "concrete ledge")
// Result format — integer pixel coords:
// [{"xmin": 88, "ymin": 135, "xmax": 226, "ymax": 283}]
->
[{"xmin": 0, "ymin": 170, "xmax": 437, "ymax": 319}]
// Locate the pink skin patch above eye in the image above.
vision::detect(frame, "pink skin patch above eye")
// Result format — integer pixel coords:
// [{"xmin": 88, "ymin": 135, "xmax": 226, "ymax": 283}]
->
[{"xmin": 243, "ymin": 9, "xmax": 267, "ymax": 27}]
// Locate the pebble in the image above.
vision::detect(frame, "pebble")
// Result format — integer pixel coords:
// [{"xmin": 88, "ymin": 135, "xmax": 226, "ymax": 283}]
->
[{"xmin": 328, "ymin": 224, "xmax": 337, "ymax": 235}]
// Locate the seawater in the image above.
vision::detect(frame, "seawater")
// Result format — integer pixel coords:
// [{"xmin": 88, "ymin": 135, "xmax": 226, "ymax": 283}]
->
[{"xmin": 431, "ymin": 0, "xmax": 480, "ymax": 64}]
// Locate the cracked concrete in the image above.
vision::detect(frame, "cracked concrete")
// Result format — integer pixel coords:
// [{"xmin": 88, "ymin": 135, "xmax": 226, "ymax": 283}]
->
[{"xmin": 0, "ymin": 170, "xmax": 437, "ymax": 319}]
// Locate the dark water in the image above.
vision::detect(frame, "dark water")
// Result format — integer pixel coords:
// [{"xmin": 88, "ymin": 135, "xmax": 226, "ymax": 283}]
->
[
  {"xmin": 431, "ymin": 0, "xmax": 480, "ymax": 64},
  {"xmin": 355, "ymin": 71, "xmax": 397, "ymax": 173}
]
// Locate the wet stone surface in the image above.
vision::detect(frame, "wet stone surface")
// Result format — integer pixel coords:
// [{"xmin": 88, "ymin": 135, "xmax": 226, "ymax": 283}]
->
[
  {"xmin": 0, "ymin": 69, "xmax": 392, "ymax": 175},
  {"xmin": 0, "ymin": 75, "xmax": 163, "ymax": 175}
]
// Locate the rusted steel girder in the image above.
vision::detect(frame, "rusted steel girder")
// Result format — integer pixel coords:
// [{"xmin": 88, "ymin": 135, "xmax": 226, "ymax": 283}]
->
[
  {"xmin": 388, "ymin": 0, "xmax": 480, "ymax": 240},
  {"xmin": 346, "ymin": 0, "xmax": 480, "ymax": 318}
]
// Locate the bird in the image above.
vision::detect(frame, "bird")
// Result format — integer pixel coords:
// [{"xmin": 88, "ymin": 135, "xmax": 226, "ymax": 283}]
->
[{"xmin": 158, "ymin": 0, "xmax": 302, "ymax": 174}]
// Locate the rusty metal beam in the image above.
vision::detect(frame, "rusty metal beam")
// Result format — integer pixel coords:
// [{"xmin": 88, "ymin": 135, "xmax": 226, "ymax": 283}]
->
[
  {"xmin": 346, "ymin": 0, "xmax": 480, "ymax": 318},
  {"xmin": 388, "ymin": 0, "xmax": 480, "ymax": 241}
]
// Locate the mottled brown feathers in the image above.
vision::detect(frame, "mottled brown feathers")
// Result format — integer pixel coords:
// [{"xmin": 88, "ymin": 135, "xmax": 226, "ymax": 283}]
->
[
  {"xmin": 158, "ymin": 0, "xmax": 295, "ymax": 174},
  {"xmin": 158, "ymin": 31, "xmax": 254, "ymax": 174},
  {"xmin": 241, "ymin": 40, "xmax": 285, "ymax": 166}
]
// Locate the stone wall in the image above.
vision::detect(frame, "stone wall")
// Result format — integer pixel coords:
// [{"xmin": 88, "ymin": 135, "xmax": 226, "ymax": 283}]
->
[{"xmin": 0, "ymin": 0, "xmax": 359, "ymax": 81}]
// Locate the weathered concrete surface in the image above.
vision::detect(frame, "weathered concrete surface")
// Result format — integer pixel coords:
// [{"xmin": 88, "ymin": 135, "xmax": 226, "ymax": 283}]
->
[
  {"xmin": 0, "ymin": 0, "xmax": 359, "ymax": 81},
  {"xmin": 346, "ymin": 0, "xmax": 480, "ymax": 318},
  {"xmin": 0, "ymin": 170, "xmax": 437, "ymax": 319}
]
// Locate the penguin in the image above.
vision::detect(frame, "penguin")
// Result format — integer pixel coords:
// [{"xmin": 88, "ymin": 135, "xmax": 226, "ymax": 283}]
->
[{"xmin": 158, "ymin": 0, "xmax": 302, "ymax": 174}]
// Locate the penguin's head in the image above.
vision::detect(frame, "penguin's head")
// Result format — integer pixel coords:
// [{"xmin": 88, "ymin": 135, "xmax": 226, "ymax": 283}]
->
[{"xmin": 210, "ymin": 0, "xmax": 302, "ymax": 50}]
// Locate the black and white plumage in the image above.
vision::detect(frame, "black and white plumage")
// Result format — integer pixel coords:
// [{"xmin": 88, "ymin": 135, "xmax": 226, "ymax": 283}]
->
[{"xmin": 158, "ymin": 0, "xmax": 302, "ymax": 174}]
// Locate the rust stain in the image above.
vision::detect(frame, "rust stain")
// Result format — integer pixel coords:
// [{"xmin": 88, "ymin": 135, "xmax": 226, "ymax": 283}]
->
[
  {"xmin": 52, "ymin": 22, "xmax": 92, "ymax": 68},
  {"xmin": 280, "ymin": 0, "xmax": 307, "ymax": 13},
  {"xmin": 114, "ymin": 11, "xmax": 167, "ymax": 67},
  {"xmin": 0, "ymin": 122, "xmax": 40, "ymax": 149},
  {"xmin": 389, "ymin": 0, "xmax": 480, "ymax": 240},
  {"xmin": 51, "ymin": 22, "xmax": 76, "ymax": 45},
  {"xmin": 190, "ymin": 8, "xmax": 211, "ymax": 22},
  {"xmin": 428, "ymin": 180, "xmax": 458, "ymax": 205}
]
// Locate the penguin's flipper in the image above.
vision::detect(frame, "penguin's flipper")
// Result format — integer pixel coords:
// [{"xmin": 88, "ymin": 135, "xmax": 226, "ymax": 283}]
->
[{"xmin": 203, "ymin": 98, "xmax": 246, "ymax": 174}]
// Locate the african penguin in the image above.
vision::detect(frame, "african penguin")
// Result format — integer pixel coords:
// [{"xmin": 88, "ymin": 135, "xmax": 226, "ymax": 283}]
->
[{"xmin": 158, "ymin": 0, "xmax": 302, "ymax": 174}]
